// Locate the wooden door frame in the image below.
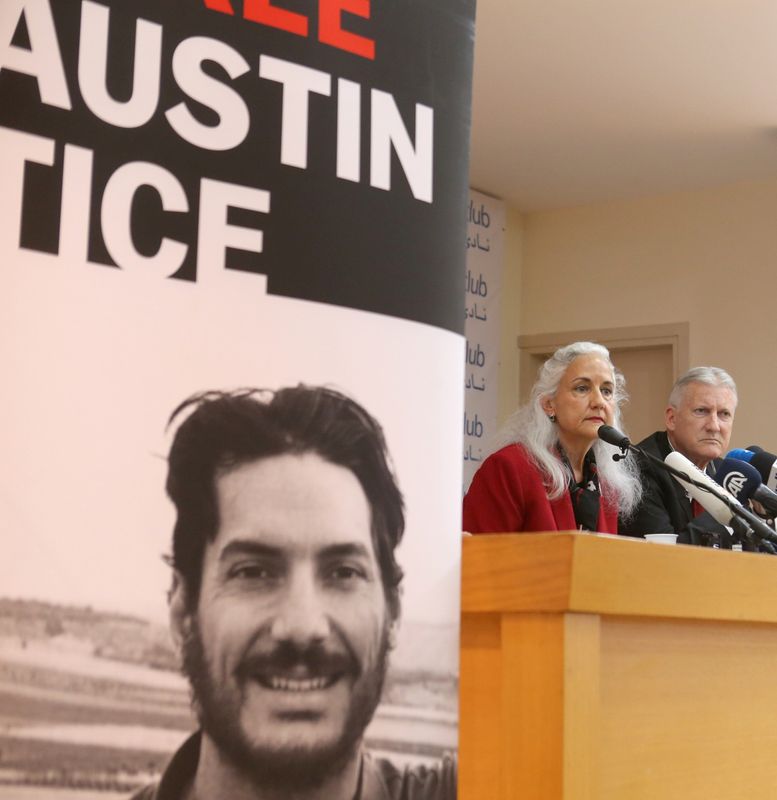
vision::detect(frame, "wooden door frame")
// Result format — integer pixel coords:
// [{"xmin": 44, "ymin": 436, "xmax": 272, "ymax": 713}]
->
[{"xmin": 516, "ymin": 322, "xmax": 690, "ymax": 404}]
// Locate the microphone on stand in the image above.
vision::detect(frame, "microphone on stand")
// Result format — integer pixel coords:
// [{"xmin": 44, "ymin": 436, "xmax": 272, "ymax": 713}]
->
[
  {"xmin": 664, "ymin": 452, "xmax": 777, "ymax": 551},
  {"xmin": 664, "ymin": 452, "xmax": 742, "ymax": 526},
  {"xmin": 596, "ymin": 425, "xmax": 777, "ymax": 551},
  {"xmin": 597, "ymin": 425, "xmax": 631, "ymax": 460},
  {"xmin": 750, "ymin": 451, "xmax": 777, "ymax": 493},
  {"xmin": 725, "ymin": 446, "xmax": 777, "ymax": 494},
  {"xmin": 716, "ymin": 457, "xmax": 777, "ymax": 517},
  {"xmin": 726, "ymin": 448, "xmax": 756, "ymax": 463}
]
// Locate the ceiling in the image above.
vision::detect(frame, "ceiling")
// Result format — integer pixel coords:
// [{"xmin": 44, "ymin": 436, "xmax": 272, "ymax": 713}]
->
[{"xmin": 468, "ymin": 0, "xmax": 777, "ymax": 212}]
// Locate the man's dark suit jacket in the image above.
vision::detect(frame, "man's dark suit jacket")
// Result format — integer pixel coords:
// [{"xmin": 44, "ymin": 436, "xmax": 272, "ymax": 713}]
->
[{"xmin": 618, "ymin": 430, "xmax": 732, "ymax": 547}]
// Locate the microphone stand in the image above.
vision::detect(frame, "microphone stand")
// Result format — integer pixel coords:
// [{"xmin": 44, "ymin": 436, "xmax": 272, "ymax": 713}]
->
[{"xmin": 612, "ymin": 440, "xmax": 777, "ymax": 554}]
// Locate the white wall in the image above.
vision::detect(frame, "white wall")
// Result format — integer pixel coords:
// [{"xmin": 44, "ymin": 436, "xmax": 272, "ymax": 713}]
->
[
  {"xmin": 495, "ymin": 205, "xmax": 525, "ymax": 423},
  {"xmin": 501, "ymin": 177, "xmax": 777, "ymax": 448}
]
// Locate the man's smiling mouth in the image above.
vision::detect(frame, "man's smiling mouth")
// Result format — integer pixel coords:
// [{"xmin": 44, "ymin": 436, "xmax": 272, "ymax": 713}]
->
[
  {"xmin": 261, "ymin": 675, "xmax": 340, "ymax": 692},
  {"xmin": 239, "ymin": 643, "xmax": 355, "ymax": 693}
]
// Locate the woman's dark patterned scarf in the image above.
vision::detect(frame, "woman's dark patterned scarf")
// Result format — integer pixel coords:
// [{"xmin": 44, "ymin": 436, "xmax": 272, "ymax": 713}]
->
[{"xmin": 558, "ymin": 447, "xmax": 601, "ymax": 531}]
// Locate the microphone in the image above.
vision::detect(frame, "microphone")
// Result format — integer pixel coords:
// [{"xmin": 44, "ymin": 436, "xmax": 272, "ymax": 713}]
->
[
  {"xmin": 726, "ymin": 447, "xmax": 777, "ymax": 493},
  {"xmin": 596, "ymin": 424, "xmax": 632, "ymax": 462},
  {"xmin": 749, "ymin": 451, "xmax": 777, "ymax": 492},
  {"xmin": 599, "ymin": 433, "xmax": 776, "ymax": 549},
  {"xmin": 597, "ymin": 425, "xmax": 631, "ymax": 449},
  {"xmin": 726, "ymin": 448, "xmax": 756, "ymax": 463},
  {"xmin": 664, "ymin": 451, "xmax": 777, "ymax": 546},
  {"xmin": 714, "ymin": 458, "xmax": 777, "ymax": 517},
  {"xmin": 664, "ymin": 451, "xmax": 742, "ymax": 526}
]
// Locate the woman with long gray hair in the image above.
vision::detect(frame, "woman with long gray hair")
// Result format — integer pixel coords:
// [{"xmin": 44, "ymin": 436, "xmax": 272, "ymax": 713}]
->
[{"xmin": 463, "ymin": 341, "xmax": 642, "ymax": 533}]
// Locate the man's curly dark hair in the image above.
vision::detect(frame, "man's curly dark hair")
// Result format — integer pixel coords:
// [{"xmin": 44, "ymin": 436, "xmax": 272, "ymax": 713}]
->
[{"xmin": 165, "ymin": 385, "xmax": 405, "ymax": 619}]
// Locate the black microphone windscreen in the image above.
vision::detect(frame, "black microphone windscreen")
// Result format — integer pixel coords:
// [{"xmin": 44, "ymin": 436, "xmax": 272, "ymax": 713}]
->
[
  {"xmin": 713, "ymin": 458, "xmax": 762, "ymax": 504},
  {"xmin": 750, "ymin": 451, "xmax": 777, "ymax": 483},
  {"xmin": 597, "ymin": 425, "xmax": 630, "ymax": 448}
]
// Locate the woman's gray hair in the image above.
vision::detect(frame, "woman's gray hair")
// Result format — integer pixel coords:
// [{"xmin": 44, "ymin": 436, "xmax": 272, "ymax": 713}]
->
[
  {"xmin": 494, "ymin": 341, "xmax": 643, "ymax": 517},
  {"xmin": 668, "ymin": 366, "xmax": 737, "ymax": 408}
]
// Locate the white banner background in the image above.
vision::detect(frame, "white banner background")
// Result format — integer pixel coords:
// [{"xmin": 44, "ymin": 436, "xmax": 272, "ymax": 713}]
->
[{"xmin": 463, "ymin": 189, "xmax": 505, "ymax": 493}]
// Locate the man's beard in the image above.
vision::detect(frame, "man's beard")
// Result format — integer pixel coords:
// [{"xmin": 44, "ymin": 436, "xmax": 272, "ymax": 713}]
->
[{"xmin": 181, "ymin": 617, "xmax": 391, "ymax": 791}]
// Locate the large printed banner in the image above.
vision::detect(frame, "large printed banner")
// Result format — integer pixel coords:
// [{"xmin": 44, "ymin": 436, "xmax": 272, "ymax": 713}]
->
[
  {"xmin": 463, "ymin": 189, "xmax": 505, "ymax": 493},
  {"xmin": 0, "ymin": 1, "xmax": 474, "ymax": 796}
]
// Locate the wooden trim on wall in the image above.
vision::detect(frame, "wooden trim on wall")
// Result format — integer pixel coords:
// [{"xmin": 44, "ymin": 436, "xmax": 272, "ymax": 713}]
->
[{"xmin": 516, "ymin": 322, "xmax": 690, "ymax": 404}]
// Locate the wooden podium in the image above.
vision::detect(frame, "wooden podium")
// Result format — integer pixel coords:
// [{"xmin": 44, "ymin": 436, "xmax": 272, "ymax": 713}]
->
[{"xmin": 459, "ymin": 532, "xmax": 777, "ymax": 800}]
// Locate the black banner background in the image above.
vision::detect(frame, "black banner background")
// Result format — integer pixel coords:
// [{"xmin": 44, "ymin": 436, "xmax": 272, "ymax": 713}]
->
[{"xmin": 1, "ymin": 0, "xmax": 475, "ymax": 332}]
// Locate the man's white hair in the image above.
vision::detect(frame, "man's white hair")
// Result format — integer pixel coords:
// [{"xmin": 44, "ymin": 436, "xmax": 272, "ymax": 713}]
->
[{"xmin": 668, "ymin": 367, "xmax": 738, "ymax": 408}]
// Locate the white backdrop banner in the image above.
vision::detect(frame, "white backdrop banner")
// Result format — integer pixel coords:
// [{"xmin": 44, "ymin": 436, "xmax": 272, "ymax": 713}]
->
[
  {"xmin": 463, "ymin": 189, "xmax": 505, "ymax": 493},
  {"xmin": 0, "ymin": 0, "xmax": 475, "ymax": 795}
]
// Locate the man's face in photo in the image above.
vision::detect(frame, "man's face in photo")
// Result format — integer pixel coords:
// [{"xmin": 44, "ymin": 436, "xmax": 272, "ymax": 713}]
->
[{"xmin": 175, "ymin": 452, "xmax": 396, "ymax": 783}]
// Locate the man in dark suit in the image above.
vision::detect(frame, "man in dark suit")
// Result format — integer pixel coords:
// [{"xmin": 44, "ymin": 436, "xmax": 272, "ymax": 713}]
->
[{"xmin": 620, "ymin": 367, "xmax": 738, "ymax": 546}]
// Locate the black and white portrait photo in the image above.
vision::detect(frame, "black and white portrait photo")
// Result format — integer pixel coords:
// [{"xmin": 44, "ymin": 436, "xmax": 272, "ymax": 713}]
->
[
  {"xmin": 130, "ymin": 385, "xmax": 456, "ymax": 799},
  {"xmin": 0, "ymin": 349, "xmax": 462, "ymax": 800}
]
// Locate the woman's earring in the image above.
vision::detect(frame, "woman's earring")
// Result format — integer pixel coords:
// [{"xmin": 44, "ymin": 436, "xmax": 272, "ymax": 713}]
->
[{"xmin": 548, "ymin": 414, "xmax": 557, "ymax": 423}]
